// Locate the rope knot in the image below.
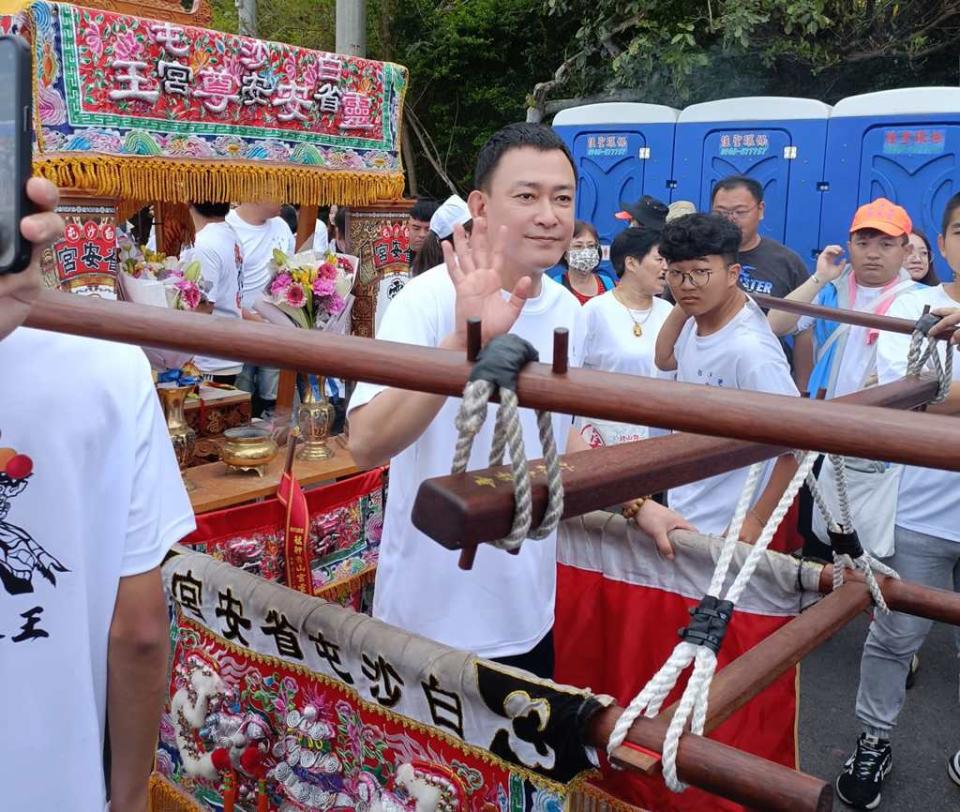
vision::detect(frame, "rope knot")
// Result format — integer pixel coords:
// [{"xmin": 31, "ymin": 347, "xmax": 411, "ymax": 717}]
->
[
  {"xmin": 468, "ymin": 334, "xmax": 539, "ymax": 391},
  {"xmin": 679, "ymin": 596, "xmax": 734, "ymax": 655},
  {"xmin": 828, "ymin": 526, "xmax": 864, "ymax": 559},
  {"xmin": 450, "ymin": 334, "xmax": 563, "ymax": 552}
]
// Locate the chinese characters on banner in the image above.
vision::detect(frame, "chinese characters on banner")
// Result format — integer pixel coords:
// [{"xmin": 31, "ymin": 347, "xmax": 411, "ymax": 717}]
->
[
  {"xmin": 66, "ymin": 7, "xmax": 383, "ymax": 136},
  {"xmin": 719, "ymin": 132, "xmax": 770, "ymax": 157},
  {"xmin": 160, "ymin": 552, "xmax": 607, "ymax": 811},
  {"xmin": 41, "ymin": 200, "xmax": 120, "ymax": 298},
  {"xmin": 586, "ymin": 134, "xmax": 630, "ymax": 158},
  {"xmin": 882, "ymin": 128, "xmax": 947, "ymax": 156},
  {"xmin": 342, "ymin": 207, "xmax": 413, "ymax": 338}
]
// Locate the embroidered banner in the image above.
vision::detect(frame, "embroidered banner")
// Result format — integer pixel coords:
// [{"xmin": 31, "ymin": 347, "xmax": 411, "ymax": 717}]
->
[
  {"xmin": 182, "ymin": 468, "xmax": 385, "ymax": 609},
  {"xmin": 2, "ymin": 2, "xmax": 407, "ymax": 204},
  {"xmin": 160, "ymin": 551, "xmax": 613, "ymax": 810}
]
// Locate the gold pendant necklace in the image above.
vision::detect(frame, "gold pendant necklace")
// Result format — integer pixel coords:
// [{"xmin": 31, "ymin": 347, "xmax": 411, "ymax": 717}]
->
[{"xmin": 613, "ymin": 288, "xmax": 652, "ymax": 337}]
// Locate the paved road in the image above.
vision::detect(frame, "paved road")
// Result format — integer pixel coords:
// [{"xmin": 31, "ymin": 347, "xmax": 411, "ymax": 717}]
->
[{"xmin": 799, "ymin": 611, "xmax": 959, "ymax": 811}]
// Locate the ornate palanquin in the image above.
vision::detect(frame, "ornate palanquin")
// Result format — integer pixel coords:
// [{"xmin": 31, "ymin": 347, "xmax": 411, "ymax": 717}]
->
[
  {"xmin": 67, "ymin": 0, "xmax": 211, "ymax": 27},
  {"xmin": 2, "ymin": 1, "xmax": 406, "ymax": 206},
  {"xmin": 156, "ymin": 550, "xmax": 627, "ymax": 812},
  {"xmin": 1, "ymin": 0, "xmax": 409, "ymax": 299}
]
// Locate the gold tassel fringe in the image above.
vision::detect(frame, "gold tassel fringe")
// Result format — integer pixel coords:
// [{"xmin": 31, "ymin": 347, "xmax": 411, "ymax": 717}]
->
[
  {"xmin": 34, "ymin": 155, "xmax": 405, "ymax": 207},
  {"xmin": 314, "ymin": 564, "xmax": 377, "ymax": 604},
  {"xmin": 148, "ymin": 773, "xmax": 206, "ymax": 812},
  {"xmin": 565, "ymin": 782, "xmax": 648, "ymax": 812}
]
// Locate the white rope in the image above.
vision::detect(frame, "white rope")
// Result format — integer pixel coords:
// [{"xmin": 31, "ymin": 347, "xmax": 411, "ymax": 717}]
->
[
  {"xmin": 804, "ymin": 461, "xmax": 899, "ymax": 611},
  {"xmin": 907, "ymin": 318, "xmax": 954, "ymax": 402},
  {"xmin": 607, "ymin": 453, "xmax": 817, "ymax": 791},
  {"xmin": 451, "ymin": 380, "xmax": 563, "ymax": 551}
]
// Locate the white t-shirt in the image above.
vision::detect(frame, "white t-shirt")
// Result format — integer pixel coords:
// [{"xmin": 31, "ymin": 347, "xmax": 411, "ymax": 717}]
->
[
  {"xmin": 578, "ymin": 290, "xmax": 672, "ymax": 444},
  {"xmin": 877, "ymin": 284, "xmax": 960, "ymax": 541},
  {"xmin": 348, "ymin": 265, "xmax": 582, "ymax": 658},
  {"xmin": 182, "ymin": 221, "xmax": 244, "ymax": 374},
  {"xmin": 225, "ymin": 211, "xmax": 296, "ymax": 309},
  {"xmin": 312, "ymin": 223, "xmax": 330, "ymax": 254},
  {"xmin": 0, "ymin": 328, "xmax": 196, "ymax": 812},
  {"xmin": 668, "ymin": 298, "xmax": 799, "ymax": 535},
  {"xmin": 798, "ymin": 276, "xmax": 913, "ymax": 398}
]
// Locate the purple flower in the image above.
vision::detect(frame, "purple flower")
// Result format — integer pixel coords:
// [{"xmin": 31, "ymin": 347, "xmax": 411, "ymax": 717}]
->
[
  {"xmin": 312, "ymin": 276, "xmax": 335, "ymax": 297},
  {"xmin": 327, "ymin": 293, "xmax": 346, "ymax": 315},
  {"xmin": 269, "ymin": 273, "xmax": 293, "ymax": 296}
]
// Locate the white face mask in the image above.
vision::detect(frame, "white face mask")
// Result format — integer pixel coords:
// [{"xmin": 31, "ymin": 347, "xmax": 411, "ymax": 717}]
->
[{"xmin": 567, "ymin": 247, "xmax": 599, "ymax": 273}]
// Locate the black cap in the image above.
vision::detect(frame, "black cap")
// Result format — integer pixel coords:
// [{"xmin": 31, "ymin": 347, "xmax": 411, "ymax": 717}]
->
[{"xmin": 615, "ymin": 195, "xmax": 669, "ymax": 230}]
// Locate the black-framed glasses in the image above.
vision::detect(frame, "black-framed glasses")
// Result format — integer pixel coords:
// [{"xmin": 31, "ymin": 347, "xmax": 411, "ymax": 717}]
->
[
  {"xmin": 712, "ymin": 204, "xmax": 759, "ymax": 220},
  {"xmin": 665, "ymin": 268, "xmax": 713, "ymax": 288}
]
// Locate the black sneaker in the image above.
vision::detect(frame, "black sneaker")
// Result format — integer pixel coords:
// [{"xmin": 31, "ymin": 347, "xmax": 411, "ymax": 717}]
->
[
  {"xmin": 948, "ymin": 750, "xmax": 960, "ymax": 788},
  {"xmin": 905, "ymin": 653, "xmax": 920, "ymax": 690},
  {"xmin": 836, "ymin": 734, "xmax": 893, "ymax": 809}
]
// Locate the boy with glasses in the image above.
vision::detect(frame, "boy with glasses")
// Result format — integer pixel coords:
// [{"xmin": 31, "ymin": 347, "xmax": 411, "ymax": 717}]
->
[{"xmin": 654, "ymin": 213, "xmax": 799, "ymax": 543}]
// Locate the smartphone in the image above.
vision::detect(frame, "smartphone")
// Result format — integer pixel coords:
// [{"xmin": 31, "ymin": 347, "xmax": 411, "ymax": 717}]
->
[{"xmin": 0, "ymin": 36, "xmax": 33, "ymax": 275}]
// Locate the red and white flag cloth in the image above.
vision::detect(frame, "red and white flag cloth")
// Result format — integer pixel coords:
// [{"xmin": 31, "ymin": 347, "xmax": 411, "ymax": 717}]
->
[{"xmin": 555, "ymin": 512, "xmax": 824, "ymax": 812}]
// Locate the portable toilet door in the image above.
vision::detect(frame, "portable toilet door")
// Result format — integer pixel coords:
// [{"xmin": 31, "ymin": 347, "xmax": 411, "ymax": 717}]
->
[
  {"xmin": 673, "ymin": 97, "xmax": 832, "ymax": 264},
  {"xmin": 553, "ymin": 103, "xmax": 679, "ymax": 262},
  {"xmin": 820, "ymin": 88, "xmax": 960, "ymax": 280}
]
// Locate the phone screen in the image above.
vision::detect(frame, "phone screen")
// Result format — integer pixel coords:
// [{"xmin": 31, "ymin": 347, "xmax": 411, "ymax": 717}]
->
[{"xmin": 0, "ymin": 40, "xmax": 21, "ymax": 270}]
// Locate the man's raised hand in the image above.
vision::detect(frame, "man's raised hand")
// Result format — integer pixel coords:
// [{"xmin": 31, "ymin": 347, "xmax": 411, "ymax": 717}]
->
[{"xmin": 442, "ymin": 218, "xmax": 533, "ymax": 348}]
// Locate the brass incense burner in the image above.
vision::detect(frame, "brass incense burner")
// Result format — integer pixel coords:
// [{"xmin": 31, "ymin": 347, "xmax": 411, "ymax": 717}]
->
[{"xmin": 220, "ymin": 427, "xmax": 279, "ymax": 476}]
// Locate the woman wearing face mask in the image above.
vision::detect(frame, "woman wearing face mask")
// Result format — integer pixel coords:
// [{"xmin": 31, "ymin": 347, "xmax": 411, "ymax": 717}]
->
[
  {"xmin": 906, "ymin": 229, "xmax": 940, "ymax": 286},
  {"xmin": 558, "ymin": 221, "xmax": 613, "ymax": 304}
]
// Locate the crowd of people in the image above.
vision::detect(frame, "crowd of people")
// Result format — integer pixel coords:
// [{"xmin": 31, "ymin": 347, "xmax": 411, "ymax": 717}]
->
[
  {"xmin": 5, "ymin": 120, "xmax": 960, "ymax": 812},
  {"xmin": 348, "ymin": 124, "xmax": 960, "ymax": 811}
]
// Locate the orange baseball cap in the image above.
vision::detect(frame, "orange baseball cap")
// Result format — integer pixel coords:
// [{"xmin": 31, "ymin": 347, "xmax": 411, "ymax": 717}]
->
[{"xmin": 849, "ymin": 198, "xmax": 912, "ymax": 237}]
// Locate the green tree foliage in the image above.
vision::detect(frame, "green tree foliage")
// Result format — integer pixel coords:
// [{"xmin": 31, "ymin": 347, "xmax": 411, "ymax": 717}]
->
[
  {"xmin": 375, "ymin": 0, "xmax": 580, "ymax": 196},
  {"xmin": 543, "ymin": 0, "xmax": 960, "ymax": 108},
  {"xmin": 207, "ymin": 0, "xmax": 960, "ymax": 195}
]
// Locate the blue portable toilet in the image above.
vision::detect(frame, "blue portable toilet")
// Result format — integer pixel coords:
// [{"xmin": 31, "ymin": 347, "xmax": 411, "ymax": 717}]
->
[
  {"xmin": 820, "ymin": 87, "xmax": 960, "ymax": 279},
  {"xmin": 673, "ymin": 97, "xmax": 832, "ymax": 264},
  {"xmin": 553, "ymin": 103, "xmax": 678, "ymax": 259}
]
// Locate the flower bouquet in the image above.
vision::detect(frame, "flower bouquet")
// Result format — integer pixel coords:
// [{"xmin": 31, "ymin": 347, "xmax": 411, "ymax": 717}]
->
[
  {"xmin": 254, "ymin": 249, "xmax": 358, "ymax": 459},
  {"xmin": 254, "ymin": 248, "xmax": 358, "ymax": 335},
  {"xmin": 116, "ymin": 232, "xmax": 210, "ymax": 370},
  {"xmin": 117, "ymin": 234, "xmax": 209, "ymax": 312}
]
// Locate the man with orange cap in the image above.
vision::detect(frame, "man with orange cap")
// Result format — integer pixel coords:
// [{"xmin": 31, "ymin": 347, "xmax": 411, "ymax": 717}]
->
[{"xmin": 767, "ymin": 197, "xmax": 919, "ymax": 399}]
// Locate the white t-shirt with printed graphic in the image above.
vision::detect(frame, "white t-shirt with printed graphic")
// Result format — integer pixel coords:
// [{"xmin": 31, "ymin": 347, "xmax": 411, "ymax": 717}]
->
[
  {"xmin": 348, "ymin": 265, "xmax": 582, "ymax": 658},
  {"xmin": 183, "ymin": 220, "xmax": 244, "ymax": 374},
  {"xmin": 877, "ymin": 284, "xmax": 960, "ymax": 542},
  {"xmin": 668, "ymin": 297, "xmax": 799, "ymax": 535},
  {"xmin": 0, "ymin": 328, "xmax": 196, "ymax": 812},
  {"xmin": 225, "ymin": 212, "xmax": 296, "ymax": 309}
]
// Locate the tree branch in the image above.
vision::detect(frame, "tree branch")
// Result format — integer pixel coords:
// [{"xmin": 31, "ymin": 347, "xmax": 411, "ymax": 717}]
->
[{"xmin": 405, "ymin": 106, "xmax": 459, "ymax": 196}]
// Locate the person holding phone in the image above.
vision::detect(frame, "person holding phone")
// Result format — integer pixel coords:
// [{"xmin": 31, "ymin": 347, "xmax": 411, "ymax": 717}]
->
[{"xmin": 1, "ymin": 176, "xmax": 197, "ymax": 812}]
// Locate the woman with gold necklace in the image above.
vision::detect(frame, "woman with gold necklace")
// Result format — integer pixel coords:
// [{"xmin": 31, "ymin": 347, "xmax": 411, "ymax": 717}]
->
[{"xmin": 578, "ymin": 227, "xmax": 673, "ymax": 447}]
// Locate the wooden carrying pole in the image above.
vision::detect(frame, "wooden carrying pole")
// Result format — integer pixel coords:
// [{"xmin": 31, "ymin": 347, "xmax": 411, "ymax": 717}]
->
[
  {"xmin": 617, "ymin": 565, "xmax": 960, "ymax": 777},
  {"xmin": 751, "ymin": 291, "xmax": 930, "ymax": 335},
  {"xmin": 24, "ymin": 292, "xmax": 960, "ymax": 470},
  {"xmin": 412, "ymin": 376, "xmax": 937, "ymax": 548},
  {"xmin": 589, "ymin": 701, "xmax": 833, "ymax": 812}
]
